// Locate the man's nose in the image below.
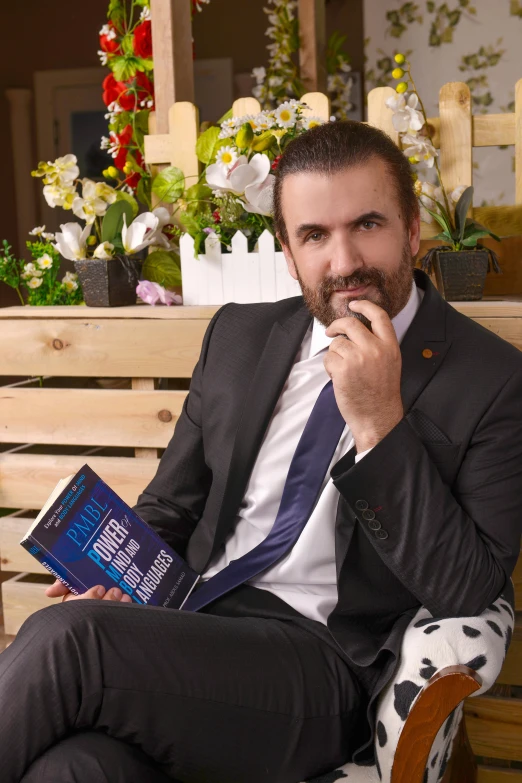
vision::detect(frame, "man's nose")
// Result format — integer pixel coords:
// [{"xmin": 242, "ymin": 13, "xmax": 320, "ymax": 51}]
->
[{"xmin": 329, "ymin": 235, "xmax": 364, "ymax": 278}]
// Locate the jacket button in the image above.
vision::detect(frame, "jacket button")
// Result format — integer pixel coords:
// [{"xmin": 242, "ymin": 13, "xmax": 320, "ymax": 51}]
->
[
  {"xmin": 375, "ymin": 529, "xmax": 389, "ymax": 540},
  {"xmin": 362, "ymin": 509, "xmax": 375, "ymax": 520},
  {"xmin": 355, "ymin": 499, "xmax": 369, "ymax": 510},
  {"xmin": 368, "ymin": 519, "xmax": 381, "ymax": 531}
]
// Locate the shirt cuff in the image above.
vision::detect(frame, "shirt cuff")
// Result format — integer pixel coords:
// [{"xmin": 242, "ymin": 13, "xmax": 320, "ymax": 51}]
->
[{"xmin": 354, "ymin": 447, "xmax": 374, "ymax": 463}]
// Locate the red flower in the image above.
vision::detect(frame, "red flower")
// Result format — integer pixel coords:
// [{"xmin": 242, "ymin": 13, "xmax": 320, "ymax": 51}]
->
[
  {"xmin": 133, "ymin": 20, "xmax": 153, "ymax": 59},
  {"xmin": 271, "ymin": 155, "xmax": 282, "ymax": 171},
  {"xmin": 124, "ymin": 171, "xmax": 142, "ymax": 191},
  {"xmin": 111, "ymin": 125, "xmax": 134, "ymax": 171},
  {"xmin": 99, "ymin": 23, "xmax": 121, "ymax": 54},
  {"xmin": 212, "ymin": 210, "xmax": 221, "ymax": 224},
  {"xmin": 103, "ymin": 72, "xmax": 154, "ymax": 112}
]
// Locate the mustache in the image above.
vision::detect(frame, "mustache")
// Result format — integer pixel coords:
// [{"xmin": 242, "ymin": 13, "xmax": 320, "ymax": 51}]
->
[{"xmin": 318, "ymin": 272, "xmax": 385, "ymax": 297}]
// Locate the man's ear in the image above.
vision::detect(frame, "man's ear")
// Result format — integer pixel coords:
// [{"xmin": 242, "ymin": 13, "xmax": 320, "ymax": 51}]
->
[
  {"xmin": 409, "ymin": 212, "xmax": 421, "ymax": 258},
  {"xmin": 277, "ymin": 233, "xmax": 298, "ymax": 281}
]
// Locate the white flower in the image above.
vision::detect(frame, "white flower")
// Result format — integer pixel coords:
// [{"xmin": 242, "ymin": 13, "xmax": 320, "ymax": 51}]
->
[
  {"xmin": 53, "ymin": 223, "xmax": 91, "ymax": 261},
  {"xmin": 139, "ymin": 5, "xmax": 151, "ymax": 20},
  {"xmin": 386, "ymin": 93, "xmax": 424, "ymax": 134},
  {"xmin": 62, "ymin": 271, "xmax": 79, "ymax": 292},
  {"xmin": 206, "ymin": 153, "xmax": 271, "ymax": 197},
  {"xmin": 72, "ymin": 179, "xmax": 117, "ymax": 224},
  {"xmin": 252, "ymin": 67, "xmax": 266, "ymax": 83},
  {"xmin": 215, "ymin": 146, "xmax": 238, "ymax": 170},
  {"xmin": 121, "ymin": 212, "xmax": 170, "ymax": 255},
  {"xmin": 43, "ymin": 183, "xmax": 76, "ymax": 210},
  {"xmin": 451, "ymin": 185, "xmax": 467, "ymax": 204},
  {"xmin": 29, "ymin": 225, "xmax": 46, "ymax": 236},
  {"xmin": 100, "ymin": 136, "xmax": 110, "ymax": 150},
  {"xmin": 402, "ymin": 134, "xmax": 438, "ymax": 168},
  {"xmin": 299, "ymin": 116, "xmax": 325, "ymax": 130},
  {"xmin": 27, "ymin": 277, "xmax": 43, "ymax": 289},
  {"xmin": 21, "ymin": 262, "xmax": 42, "ymax": 280},
  {"xmin": 252, "ymin": 85, "xmax": 263, "ymax": 99},
  {"xmin": 242, "ymin": 173, "xmax": 275, "ymax": 216},
  {"xmin": 98, "ymin": 50, "xmax": 109, "ymax": 66},
  {"xmin": 36, "ymin": 253, "xmax": 54, "ymax": 270},
  {"xmin": 42, "ymin": 232, "xmax": 55, "ymax": 241},
  {"xmin": 93, "ymin": 242, "xmax": 115, "ymax": 260},
  {"xmin": 274, "ymin": 101, "xmax": 297, "ymax": 128},
  {"xmin": 53, "ymin": 154, "xmax": 80, "ymax": 187},
  {"xmin": 254, "ymin": 112, "xmax": 275, "ymax": 130}
]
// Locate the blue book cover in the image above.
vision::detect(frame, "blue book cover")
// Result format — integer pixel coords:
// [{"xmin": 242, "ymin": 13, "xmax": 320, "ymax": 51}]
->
[{"xmin": 20, "ymin": 464, "xmax": 199, "ymax": 609}]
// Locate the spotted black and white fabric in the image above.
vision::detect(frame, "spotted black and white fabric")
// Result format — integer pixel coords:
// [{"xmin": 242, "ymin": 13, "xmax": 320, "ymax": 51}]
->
[{"xmin": 303, "ymin": 590, "xmax": 514, "ymax": 783}]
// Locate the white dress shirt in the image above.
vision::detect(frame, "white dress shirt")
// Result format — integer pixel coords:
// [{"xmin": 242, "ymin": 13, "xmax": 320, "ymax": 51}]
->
[{"xmin": 202, "ymin": 280, "xmax": 424, "ymax": 624}]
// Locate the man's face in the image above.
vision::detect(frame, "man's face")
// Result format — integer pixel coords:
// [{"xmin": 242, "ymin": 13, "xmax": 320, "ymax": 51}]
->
[{"xmin": 278, "ymin": 157, "xmax": 421, "ymax": 328}]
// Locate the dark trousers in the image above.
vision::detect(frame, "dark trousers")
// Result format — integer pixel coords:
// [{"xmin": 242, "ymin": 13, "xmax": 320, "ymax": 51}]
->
[{"xmin": 0, "ymin": 592, "xmax": 363, "ymax": 783}]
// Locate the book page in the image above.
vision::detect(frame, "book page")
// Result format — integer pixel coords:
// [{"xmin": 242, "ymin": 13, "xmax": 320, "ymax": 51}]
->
[{"xmin": 21, "ymin": 474, "xmax": 75, "ymax": 540}]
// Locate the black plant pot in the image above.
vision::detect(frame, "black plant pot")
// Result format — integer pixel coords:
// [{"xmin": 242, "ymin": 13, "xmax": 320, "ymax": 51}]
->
[
  {"xmin": 74, "ymin": 256, "xmax": 141, "ymax": 307},
  {"xmin": 432, "ymin": 249, "xmax": 489, "ymax": 301}
]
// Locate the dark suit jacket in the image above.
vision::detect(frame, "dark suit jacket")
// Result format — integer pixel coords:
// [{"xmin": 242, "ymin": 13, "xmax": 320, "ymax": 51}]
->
[{"xmin": 134, "ymin": 268, "xmax": 522, "ymax": 762}]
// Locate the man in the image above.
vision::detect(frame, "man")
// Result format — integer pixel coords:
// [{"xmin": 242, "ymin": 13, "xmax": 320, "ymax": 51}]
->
[{"xmin": 1, "ymin": 121, "xmax": 521, "ymax": 783}]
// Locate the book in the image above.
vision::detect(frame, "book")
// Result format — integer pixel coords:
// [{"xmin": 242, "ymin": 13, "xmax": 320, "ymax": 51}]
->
[{"xmin": 20, "ymin": 464, "xmax": 199, "ymax": 609}]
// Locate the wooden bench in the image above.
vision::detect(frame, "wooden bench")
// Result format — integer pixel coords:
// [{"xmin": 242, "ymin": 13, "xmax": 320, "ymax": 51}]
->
[{"xmin": 0, "ymin": 298, "xmax": 521, "ymax": 780}]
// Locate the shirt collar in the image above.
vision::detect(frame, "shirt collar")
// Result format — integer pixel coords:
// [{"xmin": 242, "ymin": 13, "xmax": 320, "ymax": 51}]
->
[{"xmin": 308, "ymin": 278, "xmax": 423, "ymax": 358}]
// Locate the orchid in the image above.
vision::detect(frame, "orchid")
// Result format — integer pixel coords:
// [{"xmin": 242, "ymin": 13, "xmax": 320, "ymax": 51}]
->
[
  {"xmin": 121, "ymin": 211, "xmax": 170, "ymax": 254},
  {"xmin": 136, "ymin": 280, "xmax": 182, "ymax": 306},
  {"xmin": 32, "ymin": 153, "xmax": 80, "ymax": 187},
  {"xmin": 206, "ymin": 154, "xmax": 271, "ymax": 197},
  {"xmin": 242, "ymin": 174, "xmax": 275, "ymax": 216},
  {"xmin": 43, "ymin": 183, "xmax": 76, "ymax": 210},
  {"xmin": 93, "ymin": 242, "xmax": 115, "ymax": 259},
  {"xmin": 402, "ymin": 134, "xmax": 438, "ymax": 168},
  {"xmin": 54, "ymin": 223, "xmax": 91, "ymax": 261},
  {"xmin": 385, "ymin": 93, "xmax": 424, "ymax": 133}
]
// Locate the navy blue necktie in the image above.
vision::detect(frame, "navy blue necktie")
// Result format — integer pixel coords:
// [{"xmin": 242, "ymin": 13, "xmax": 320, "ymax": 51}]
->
[{"xmin": 184, "ymin": 379, "xmax": 346, "ymax": 612}]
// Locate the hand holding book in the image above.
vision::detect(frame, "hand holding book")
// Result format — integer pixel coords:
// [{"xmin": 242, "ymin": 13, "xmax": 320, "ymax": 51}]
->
[{"xmin": 23, "ymin": 464, "xmax": 199, "ymax": 609}]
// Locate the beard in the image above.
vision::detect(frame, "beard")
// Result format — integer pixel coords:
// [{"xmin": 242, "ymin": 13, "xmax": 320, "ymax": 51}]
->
[{"xmin": 294, "ymin": 241, "xmax": 415, "ymax": 330}]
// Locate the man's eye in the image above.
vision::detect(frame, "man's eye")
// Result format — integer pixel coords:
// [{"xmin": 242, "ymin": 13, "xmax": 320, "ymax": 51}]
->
[
  {"xmin": 360, "ymin": 221, "xmax": 377, "ymax": 230},
  {"xmin": 307, "ymin": 232, "xmax": 324, "ymax": 242}
]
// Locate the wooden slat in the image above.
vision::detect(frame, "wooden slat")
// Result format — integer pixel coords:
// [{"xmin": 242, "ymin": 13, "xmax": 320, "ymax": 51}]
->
[
  {"xmin": 496, "ymin": 630, "xmax": 522, "ymax": 687},
  {"xmin": 149, "ymin": 0, "xmax": 194, "ymax": 134},
  {"xmin": 367, "ymin": 86, "xmax": 399, "ymax": 145},
  {"xmin": 425, "ymin": 114, "xmax": 516, "ymax": 150},
  {"xmin": 168, "ymin": 101, "xmax": 200, "ymax": 183},
  {"xmin": 232, "ymin": 98, "xmax": 261, "ymax": 117},
  {"xmin": 0, "ymin": 319, "xmax": 210, "ymax": 377},
  {"xmin": 298, "ymin": 0, "xmax": 327, "ymax": 93},
  {"xmin": 301, "ymin": 91, "xmax": 330, "ymax": 121},
  {"xmin": 478, "ymin": 768, "xmax": 522, "ymax": 782},
  {"xmin": 1, "ymin": 573, "xmax": 59, "ymax": 635},
  {"xmin": 421, "ymin": 205, "xmax": 522, "ymax": 239},
  {"xmin": 439, "ymin": 82, "xmax": 473, "ymax": 200},
  {"xmin": 465, "ymin": 696, "xmax": 522, "ymax": 761},
  {"xmin": 0, "ymin": 454, "xmax": 159, "ymax": 509},
  {"xmin": 0, "ymin": 388, "xmax": 186, "ymax": 448},
  {"xmin": 0, "ymin": 517, "xmax": 45, "ymax": 574},
  {"xmin": 0, "ymin": 305, "xmax": 219, "ymax": 319},
  {"xmin": 515, "ymin": 79, "xmax": 522, "ymax": 204},
  {"xmin": 132, "ymin": 379, "xmax": 161, "ymax": 457}
]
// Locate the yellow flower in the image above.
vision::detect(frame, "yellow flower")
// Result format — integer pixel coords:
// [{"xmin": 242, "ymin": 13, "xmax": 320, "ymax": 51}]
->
[
  {"xmin": 394, "ymin": 53, "xmax": 406, "ymax": 65},
  {"xmin": 392, "ymin": 68, "xmax": 404, "ymax": 79},
  {"xmin": 396, "ymin": 82, "xmax": 408, "ymax": 94}
]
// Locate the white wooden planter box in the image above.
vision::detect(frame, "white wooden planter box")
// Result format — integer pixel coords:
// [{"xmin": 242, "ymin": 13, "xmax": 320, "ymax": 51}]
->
[{"xmin": 180, "ymin": 230, "xmax": 301, "ymax": 305}]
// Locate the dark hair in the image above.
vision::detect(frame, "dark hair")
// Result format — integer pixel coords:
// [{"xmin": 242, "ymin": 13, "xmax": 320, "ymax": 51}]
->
[{"xmin": 273, "ymin": 120, "xmax": 419, "ymax": 245}]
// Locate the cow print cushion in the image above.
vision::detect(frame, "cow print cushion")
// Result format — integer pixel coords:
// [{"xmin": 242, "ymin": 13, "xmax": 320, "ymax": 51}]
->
[{"xmin": 301, "ymin": 591, "xmax": 514, "ymax": 783}]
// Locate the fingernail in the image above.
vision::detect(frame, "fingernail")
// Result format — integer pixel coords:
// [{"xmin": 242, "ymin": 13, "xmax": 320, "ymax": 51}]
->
[
  {"xmin": 111, "ymin": 588, "xmax": 122, "ymax": 599},
  {"xmin": 97, "ymin": 586, "xmax": 105, "ymax": 597},
  {"xmin": 121, "ymin": 594, "xmax": 132, "ymax": 603}
]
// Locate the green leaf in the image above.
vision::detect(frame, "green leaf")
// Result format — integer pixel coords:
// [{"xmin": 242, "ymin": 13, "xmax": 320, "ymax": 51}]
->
[
  {"xmin": 137, "ymin": 176, "xmax": 152, "ymax": 210},
  {"xmin": 115, "ymin": 190, "xmax": 139, "ymax": 219},
  {"xmin": 423, "ymin": 206, "xmax": 453, "ymax": 236},
  {"xmin": 195, "ymin": 126, "xmax": 221, "ymax": 164},
  {"xmin": 432, "ymin": 232, "xmax": 451, "ymax": 242},
  {"xmin": 465, "ymin": 220, "xmax": 501, "ymax": 243},
  {"xmin": 121, "ymin": 33, "xmax": 135, "ymax": 56},
  {"xmin": 194, "ymin": 231, "xmax": 207, "ymax": 257},
  {"xmin": 454, "ymin": 186, "xmax": 474, "ymax": 243},
  {"xmin": 101, "ymin": 200, "xmax": 134, "ymax": 243},
  {"xmin": 142, "ymin": 250, "xmax": 181, "ymax": 288},
  {"xmin": 179, "ymin": 213, "xmax": 201, "ymax": 236},
  {"xmin": 461, "ymin": 231, "xmax": 494, "ymax": 246},
  {"xmin": 151, "ymin": 167, "xmax": 185, "ymax": 204},
  {"xmin": 216, "ymin": 108, "xmax": 233, "ymax": 125},
  {"xmin": 185, "ymin": 184, "xmax": 212, "ymax": 215},
  {"xmin": 111, "ymin": 55, "xmax": 140, "ymax": 82}
]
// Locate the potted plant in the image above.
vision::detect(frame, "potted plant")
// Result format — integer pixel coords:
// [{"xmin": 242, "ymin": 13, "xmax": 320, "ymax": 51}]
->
[{"xmin": 386, "ymin": 54, "xmax": 502, "ymax": 301}]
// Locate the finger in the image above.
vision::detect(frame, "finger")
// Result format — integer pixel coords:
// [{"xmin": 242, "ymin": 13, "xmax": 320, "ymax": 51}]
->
[
  {"xmin": 327, "ymin": 334, "xmax": 355, "ymax": 360},
  {"xmin": 326, "ymin": 316, "xmax": 375, "ymax": 348},
  {"xmin": 102, "ymin": 587, "xmax": 125, "ymax": 602},
  {"xmin": 63, "ymin": 585, "xmax": 106, "ymax": 602},
  {"xmin": 346, "ymin": 300, "xmax": 397, "ymax": 342},
  {"xmin": 45, "ymin": 579, "xmax": 69, "ymax": 597},
  {"xmin": 121, "ymin": 593, "xmax": 133, "ymax": 603}
]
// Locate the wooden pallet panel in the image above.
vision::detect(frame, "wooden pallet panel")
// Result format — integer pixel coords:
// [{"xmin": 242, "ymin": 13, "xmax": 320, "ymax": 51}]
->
[
  {"xmin": 1, "ymin": 572, "xmax": 59, "ymax": 635},
  {"xmin": 0, "ymin": 318, "xmax": 210, "ymax": 378},
  {"xmin": 0, "ymin": 517, "xmax": 45, "ymax": 574},
  {"xmin": 466, "ymin": 696, "xmax": 522, "ymax": 761},
  {"xmin": 0, "ymin": 454, "xmax": 159, "ymax": 509},
  {"xmin": 0, "ymin": 388, "xmax": 186, "ymax": 448},
  {"xmin": 478, "ymin": 768, "xmax": 522, "ymax": 782}
]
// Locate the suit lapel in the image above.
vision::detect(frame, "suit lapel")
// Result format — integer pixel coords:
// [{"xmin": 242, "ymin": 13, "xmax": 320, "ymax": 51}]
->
[
  {"xmin": 334, "ymin": 269, "xmax": 454, "ymax": 574},
  {"xmin": 205, "ymin": 301, "xmax": 312, "ymax": 568}
]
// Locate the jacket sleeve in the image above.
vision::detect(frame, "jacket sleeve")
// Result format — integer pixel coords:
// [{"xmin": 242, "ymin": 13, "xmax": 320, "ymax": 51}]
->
[
  {"xmin": 330, "ymin": 365, "xmax": 522, "ymax": 618},
  {"xmin": 132, "ymin": 305, "xmax": 230, "ymax": 557}
]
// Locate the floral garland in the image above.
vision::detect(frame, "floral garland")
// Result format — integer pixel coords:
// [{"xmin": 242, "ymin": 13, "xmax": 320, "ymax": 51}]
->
[{"xmin": 252, "ymin": 0, "xmax": 353, "ymax": 119}]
